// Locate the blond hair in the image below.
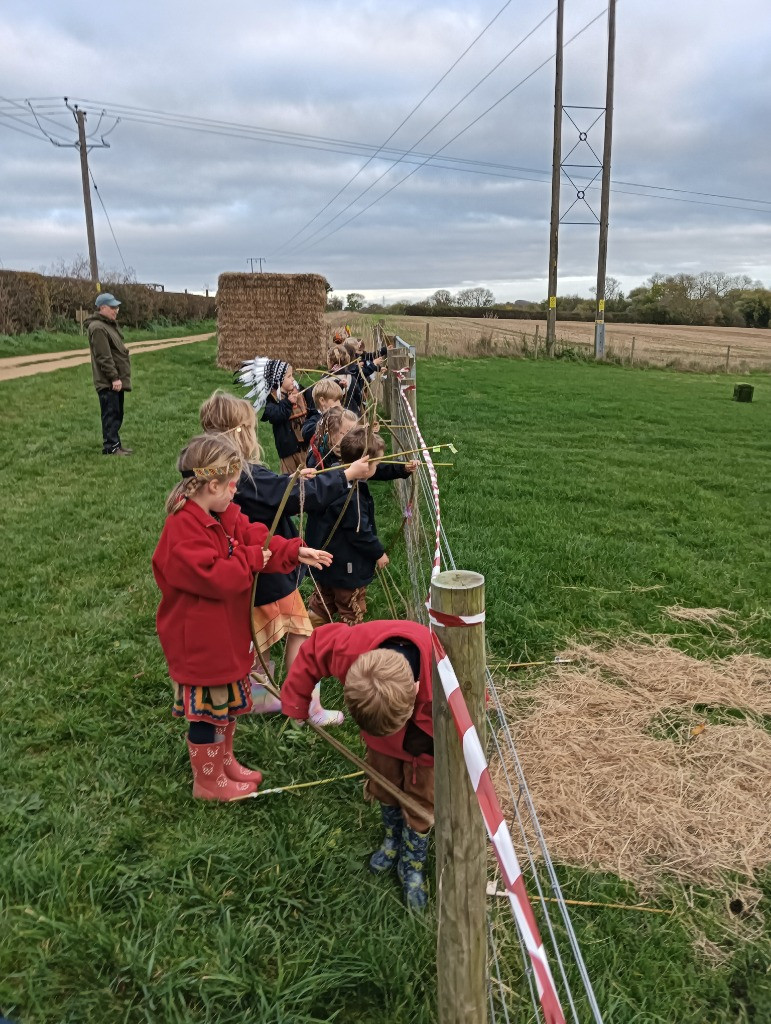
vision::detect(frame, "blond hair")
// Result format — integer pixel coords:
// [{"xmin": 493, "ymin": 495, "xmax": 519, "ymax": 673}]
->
[
  {"xmin": 312, "ymin": 377, "xmax": 344, "ymax": 405},
  {"xmin": 165, "ymin": 434, "xmax": 244, "ymax": 515},
  {"xmin": 199, "ymin": 390, "xmax": 263, "ymax": 463},
  {"xmin": 339, "ymin": 424, "xmax": 385, "ymax": 463},
  {"xmin": 345, "ymin": 650, "xmax": 417, "ymax": 735},
  {"xmin": 327, "ymin": 345, "xmax": 349, "ymax": 370}
]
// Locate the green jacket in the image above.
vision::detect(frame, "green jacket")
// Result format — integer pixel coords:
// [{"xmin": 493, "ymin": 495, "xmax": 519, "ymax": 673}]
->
[{"xmin": 85, "ymin": 313, "xmax": 132, "ymax": 391}]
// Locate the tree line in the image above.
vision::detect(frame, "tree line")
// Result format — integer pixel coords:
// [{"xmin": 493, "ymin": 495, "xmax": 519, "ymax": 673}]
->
[{"xmin": 327, "ymin": 273, "xmax": 771, "ymax": 329}]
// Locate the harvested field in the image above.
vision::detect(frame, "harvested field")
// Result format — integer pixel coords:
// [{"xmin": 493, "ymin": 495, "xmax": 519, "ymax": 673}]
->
[{"xmin": 326, "ymin": 312, "xmax": 771, "ymax": 372}]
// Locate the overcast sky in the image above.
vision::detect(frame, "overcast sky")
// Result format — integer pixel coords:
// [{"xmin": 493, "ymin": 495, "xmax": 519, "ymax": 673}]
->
[{"xmin": 1, "ymin": 0, "xmax": 770, "ymax": 303}]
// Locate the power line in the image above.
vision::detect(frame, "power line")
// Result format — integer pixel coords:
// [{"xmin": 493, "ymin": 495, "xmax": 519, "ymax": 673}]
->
[
  {"xmin": 89, "ymin": 169, "xmax": 129, "ymax": 273},
  {"xmin": 276, "ymin": 7, "xmax": 555, "ymax": 257},
  {"xmin": 2, "ymin": 96, "xmax": 770, "ymax": 222},
  {"xmin": 4, "ymin": 96, "xmax": 769, "ymax": 210},
  {"xmin": 270, "ymin": 0, "xmax": 522, "ymax": 257},
  {"xmin": 280, "ymin": 8, "xmax": 609, "ymax": 258}
]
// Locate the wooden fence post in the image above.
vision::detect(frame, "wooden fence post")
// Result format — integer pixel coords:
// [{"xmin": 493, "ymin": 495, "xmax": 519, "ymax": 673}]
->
[
  {"xmin": 725, "ymin": 345, "xmax": 731, "ymax": 373},
  {"xmin": 534, "ymin": 323, "xmax": 540, "ymax": 359},
  {"xmin": 432, "ymin": 569, "xmax": 487, "ymax": 1024},
  {"xmin": 425, "ymin": 321, "xmax": 431, "ymax": 357},
  {"xmin": 630, "ymin": 335, "xmax": 636, "ymax": 365}
]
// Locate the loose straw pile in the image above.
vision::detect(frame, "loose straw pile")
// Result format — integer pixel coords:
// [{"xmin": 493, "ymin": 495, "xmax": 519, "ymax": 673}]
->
[{"xmin": 491, "ymin": 636, "xmax": 771, "ymax": 900}]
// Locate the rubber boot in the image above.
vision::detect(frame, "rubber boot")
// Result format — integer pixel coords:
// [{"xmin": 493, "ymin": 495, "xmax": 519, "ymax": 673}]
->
[
  {"xmin": 369, "ymin": 803, "xmax": 403, "ymax": 874},
  {"xmin": 186, "ymin": 737, "xmax": 258, "ymax": 801},
  {"xmin": 397, "ymin": 824, "xmax": 431, "ymax": 911},
  {"xmin": 309, "ymin": 682, "xmax": 344, "ymax": 727},
  {"xmin": 217, "ymin": 717, "xmax": 263, "ymax": 785}
]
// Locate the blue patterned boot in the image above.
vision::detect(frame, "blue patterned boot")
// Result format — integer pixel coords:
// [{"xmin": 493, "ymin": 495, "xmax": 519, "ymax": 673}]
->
[
  {"xmin": 369, "ymin": 804, "xmax": 403, "ymax": 874},
  {"xmin": 397, "ymin": 824, "xmax": 431, "ymax": 911}
]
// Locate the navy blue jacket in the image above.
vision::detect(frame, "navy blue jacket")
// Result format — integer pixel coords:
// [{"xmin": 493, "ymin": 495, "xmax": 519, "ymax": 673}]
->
[
  {"xmin": 308, "ymin": 480, "xmax": 384, "ymax": 589},
  {"xmin": 234, "ymin": 463, "xmax": 349, "ymax": 605},
  {"xmin": 261, "ymin": 387, "xmax": 313, "ymax": 459}
]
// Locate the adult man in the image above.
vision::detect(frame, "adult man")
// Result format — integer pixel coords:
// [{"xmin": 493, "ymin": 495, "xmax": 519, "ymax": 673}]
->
[{"xmin": 85, "ymin": 292, "xmax": 133, "ymax": 456}]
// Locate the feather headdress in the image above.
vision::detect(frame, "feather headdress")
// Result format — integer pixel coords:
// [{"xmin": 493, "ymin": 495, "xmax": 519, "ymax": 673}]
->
[{"xmin": 236, "ymin": 357, "xmax": 289, "ymax": 411}]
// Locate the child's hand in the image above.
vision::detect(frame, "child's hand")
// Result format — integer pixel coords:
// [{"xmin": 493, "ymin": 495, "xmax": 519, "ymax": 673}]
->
[
  {"xmin": 299, "ymin": 547, "xmax": 333, "ymax": 569},
  {"xmin": 300, "ymin": 468, "xmax": 317, "ymax": 480},
  {"xmin": 262, "ymin": 548, "xmax": 273, "ymax": 567},
  {"xmin": 404, "ymin": 460, "xmax": 418, "ymax": 474},
  {"xmin": 288, "ymin": 391, "xmax": 299, "ymax": 406},
  {"xmin": 376, "ymin": 552, "xmax": 390, "ymax": 569},
  {"xmin": 344, "ymin": 456, "xmax": 370, "ymax": 482}
]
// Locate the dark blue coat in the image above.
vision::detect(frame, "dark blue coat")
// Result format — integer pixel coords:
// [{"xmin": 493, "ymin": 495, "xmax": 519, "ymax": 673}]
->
[
  {"xmin": 308, "ymin": 480, "xmax": 384, "ymax": 589},
  {"xmin": 234, "ymin": 463, "xmax": 348, "ymax": 605}
]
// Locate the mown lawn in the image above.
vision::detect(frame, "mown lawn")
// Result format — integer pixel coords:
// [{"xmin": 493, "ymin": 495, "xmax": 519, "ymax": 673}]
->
[
  {"xmin": 0, "ymin": 319, "xmax": 217, "ymax": 358},
  {"xmin": 1, "ymin": 342, "xmax": 769, "ymax": 1023}
]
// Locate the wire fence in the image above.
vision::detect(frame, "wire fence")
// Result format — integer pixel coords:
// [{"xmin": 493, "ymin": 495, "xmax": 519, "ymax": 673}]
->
[
  {"xmin": 335, "ymin": 312, "xmax": 771, "ymax": 374},
  {"xmin": 372, "ymin": 334, "xmax": 604, "ymax": 1024}
]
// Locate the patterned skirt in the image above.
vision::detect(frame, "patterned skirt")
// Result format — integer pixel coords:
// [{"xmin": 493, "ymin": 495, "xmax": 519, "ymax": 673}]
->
[
  {"xmin": 172, "ymin": 678, "xmax": 252, "ymax": 726},
  {"xmin": 252, "ymin": 588, "xmax": 313, "ymax": 653}
]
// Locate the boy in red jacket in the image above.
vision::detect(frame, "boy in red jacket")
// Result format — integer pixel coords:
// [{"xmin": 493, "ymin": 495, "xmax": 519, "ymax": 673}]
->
[
  {"xmin": 153, "ymin": 434, "xmax": 331, "ymax": 802},
  {"xmin": 281, "ymin": 619, "xmax": 434, "ymax": 909}
]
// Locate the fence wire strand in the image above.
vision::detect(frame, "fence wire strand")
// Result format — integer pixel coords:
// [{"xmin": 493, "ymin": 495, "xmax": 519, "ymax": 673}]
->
[{"xmin": 384, "ymin": 340, "xmax": 604, "ymax": 1024}]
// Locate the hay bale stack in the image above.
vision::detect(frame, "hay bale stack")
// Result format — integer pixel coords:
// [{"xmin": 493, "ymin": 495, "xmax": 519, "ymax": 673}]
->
[{"xmin": 216, "ymin": 273, "xmax": 328, "ymax": 370}]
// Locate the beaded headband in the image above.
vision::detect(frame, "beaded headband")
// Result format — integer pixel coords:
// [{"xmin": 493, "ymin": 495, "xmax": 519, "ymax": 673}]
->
[{"xmin": 180, "ymin": 457, "xmax": 241, "ymax": 480}]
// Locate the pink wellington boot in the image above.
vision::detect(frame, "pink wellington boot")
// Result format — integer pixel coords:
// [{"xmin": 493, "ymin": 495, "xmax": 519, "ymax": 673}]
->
[
  {"xmin": 309, "ymin": 682, "xmax": 344, "ymax": 727},
  {"xmin": 186, "ymin": 738, "xmax": 258, "ymax": 801},
  {"xmin": 249, "ymin": 665, "xmax": 282, "ymax": 714},
  {"xmin": 217, "ymin": 717, "xmax": 263, "ymax": 785}
]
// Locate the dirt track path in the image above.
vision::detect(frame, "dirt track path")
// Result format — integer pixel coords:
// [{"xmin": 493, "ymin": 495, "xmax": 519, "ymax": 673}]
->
[{"xmin": 0, "ymin": 333, "xmax": 213, "ymax": 382}]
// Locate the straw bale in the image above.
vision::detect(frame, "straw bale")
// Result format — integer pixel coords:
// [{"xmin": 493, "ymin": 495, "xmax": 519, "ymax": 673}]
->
[
  {"xmin": 217, "ymin": 272, "xmax": 328, "ymax": 370},
  {"xmin": 492, "ymin": 637, "xmax": 771, "ymax": 897}
]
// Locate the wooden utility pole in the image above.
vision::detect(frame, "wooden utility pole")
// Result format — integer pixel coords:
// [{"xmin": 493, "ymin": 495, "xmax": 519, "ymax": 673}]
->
[
  {"xmin": 593, "ymin": 0, "xmax": 617, "ymax": 360},
  {"xmin": 432, "ymin": 569, "xmax": 487, "ymax": 1024},
  {"xmin": 546, "ymin": 0, "xmax": 565, "ymax": 357},
  {"xmin": 75, "ymin": 109, "xmax": 99, "ymax": 286}
]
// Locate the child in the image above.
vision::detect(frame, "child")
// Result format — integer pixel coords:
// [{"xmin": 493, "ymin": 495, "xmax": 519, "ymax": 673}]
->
[
  {"xmin": 304, "ymin": 426, "xmax": 391, "ymax": 627},
  {"xmin": 281, "ymin": 619, "xmax": 434, "ymax": 910},
  {"xmin": 238, "ymin": 357, "xmax": 310, "ymax": 474},
  {"xmin": 152, "ymin": 433, "xmax": 332, "ymax": 801},
  {"xmin": 301, "ymin": 377, "xmax": 344, "ymax": 448},
  {"xmin": 199, "ymin": 391, "xmax": 369, "ymax": 725},
  {"xmin": 326, "ymin": 344, "xmax": 366, "ymax": 415},
  {"xmin": 306, "ymin": 406, "xmax": 357, "ymax": 470}
]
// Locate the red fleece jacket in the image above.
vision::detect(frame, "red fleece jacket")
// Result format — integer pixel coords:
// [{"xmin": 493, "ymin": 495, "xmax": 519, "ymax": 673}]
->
[
  {"xmin": 153, "ymin": 499, "xmax": 303, "ymax": 686},
  {"xmin": 280, "ymin": 620, "xmax": 433, "ymax": 764}
]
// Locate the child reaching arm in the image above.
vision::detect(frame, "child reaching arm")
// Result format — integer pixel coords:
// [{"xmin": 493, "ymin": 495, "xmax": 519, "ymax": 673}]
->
[
  {"xmin": 281, "ymin": 619, "xmax": 434, "ymax": 910},
  {"xmin": 199, "ymin": 390, "xmax": 367, "ymax": 725},
  {"xmin": 152, "ymin": 433, "xmax": 331, "ymax": 803}
]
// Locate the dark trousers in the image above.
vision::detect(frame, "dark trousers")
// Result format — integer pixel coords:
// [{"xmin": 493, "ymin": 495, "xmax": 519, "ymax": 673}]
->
[{"xmin": 97, "ymin": 388, "xmax": 124, "ymax": 453}]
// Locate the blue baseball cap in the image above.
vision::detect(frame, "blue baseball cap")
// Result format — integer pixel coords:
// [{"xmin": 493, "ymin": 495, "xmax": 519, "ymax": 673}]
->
[{"xmin": 95, "ymin": 292, "xmax": 121, "ymax": 308}]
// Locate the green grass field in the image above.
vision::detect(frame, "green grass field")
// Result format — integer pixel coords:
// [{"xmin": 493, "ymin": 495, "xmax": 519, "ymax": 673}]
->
[
  {"xmin": 1, "ymin": 342, "xmax": 769, "ymax": 1023},
  {"xmin": 0, "ymin": 319, "xmax": 217, "ymax": 359}
]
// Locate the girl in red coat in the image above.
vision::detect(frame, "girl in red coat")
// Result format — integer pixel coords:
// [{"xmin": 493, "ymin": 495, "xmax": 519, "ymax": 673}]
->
[
  {"xmin": 153, "ymin": 433, "xmax": 332, "ymax": 802},
  {"xmin": 281, "ymin": 619, "xmax": 433, "ymax": 909}
]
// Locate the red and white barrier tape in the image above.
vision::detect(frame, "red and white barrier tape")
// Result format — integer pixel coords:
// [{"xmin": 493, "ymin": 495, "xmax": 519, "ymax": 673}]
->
[
  {"xmin": 397, "ymin": 378, "xmax": 566, "ymax": 1023},
  {"xmin": 431, "ymin": 630, "xmax": 566, "ymax": 1024}
]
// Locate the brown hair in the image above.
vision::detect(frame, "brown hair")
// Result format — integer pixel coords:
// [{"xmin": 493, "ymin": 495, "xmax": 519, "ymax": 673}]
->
[
  {"xmin": 339, "ymin": 424, "xmax": 385, "ymax": 463},
  {"xmin": 312, "ymin": 378, "xmax": 344, "ymax": 405},
  {"xmin": 199, "ymin": 390, "xmax": 263, "ymax": 463},
  {"xmin": 164, "ymin": 434, "xmax": 244, "ymax": 515},
  {"xmin": 345, "ymin": 649, "xmax": 417, "ymax": 735},
  {"xmin": 342, "ymin": 339, "xmax": 359, "ymax": 360},
  {"xmin": 316, "ymin": 406, "xmax": 358, "ymax": 449},
  {"xmin": 327, "ymin": 344, "xmax": 349, "ymax": 370}
]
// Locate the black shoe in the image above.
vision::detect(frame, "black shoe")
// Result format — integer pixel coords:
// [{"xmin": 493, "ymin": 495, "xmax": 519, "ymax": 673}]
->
[{"xmin": 104, "ymin": 447, "xmax": 132, "ymax": 456}]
